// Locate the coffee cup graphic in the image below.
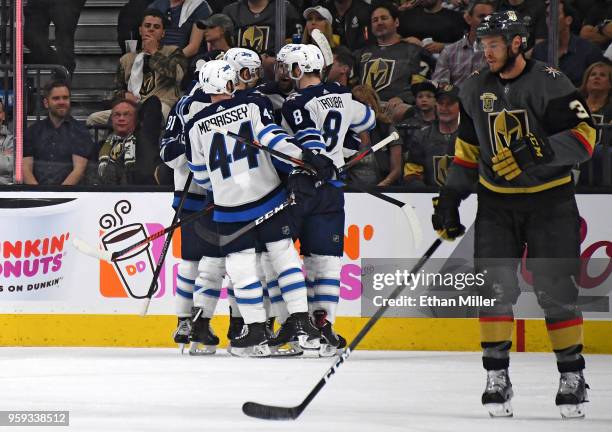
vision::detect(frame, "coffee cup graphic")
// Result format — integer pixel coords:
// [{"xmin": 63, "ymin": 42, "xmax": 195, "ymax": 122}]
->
[{"xmin": 101, "ymin": 223, "xmax": 157, "ymax": 299}]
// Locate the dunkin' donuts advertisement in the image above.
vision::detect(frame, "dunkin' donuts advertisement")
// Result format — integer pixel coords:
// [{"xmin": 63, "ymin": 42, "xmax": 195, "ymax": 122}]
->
[{"xmin": 0, "ymin": 191, "xmax": 610, "ymax": 318}]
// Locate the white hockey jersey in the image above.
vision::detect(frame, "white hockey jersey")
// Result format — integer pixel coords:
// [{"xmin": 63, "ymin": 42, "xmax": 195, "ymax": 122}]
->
[
  {"xmin": 185, "ymin": 91, "xmax": 301, "ymax": 222},
  {"xmin": 282, "ymin": 82, "xmax": 376, "ymax": 169}
]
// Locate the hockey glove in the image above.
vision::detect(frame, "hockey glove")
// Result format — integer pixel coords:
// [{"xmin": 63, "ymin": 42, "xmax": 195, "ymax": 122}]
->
[
  {"xmin": 302, "ymin": 150, "xmax": 337, "ymax": 182},
  {"xmin": 492, "ymin": 133, "xmax": 554, "ymax": 181},
  {"xmin": 432, "ymin": 189, "xmax": 465, "ymax": 241}
]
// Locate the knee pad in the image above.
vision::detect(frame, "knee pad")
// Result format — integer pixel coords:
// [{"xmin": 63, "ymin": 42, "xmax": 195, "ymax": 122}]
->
[
  {"xmin": 265, "ymin": 239, "xmax": 307, "ymax": 315},
  {"xmin": 226, "ymin": 250, "xmax": 265, "ymax": 324},
  {"xmin": 195, "ymin": 257, "xmax": 225, "ymax": 295},
  {"xmin": 178, "ymin": 260, "xmax": 198, "ymax": 285},
  {"xmin": 265, "ymin": 239, "xmax": 302, "ymax": 274},
  {"xmin": 533, "ymin": 274, "xmax": 579, "ymax": 309},
  {"xmin": 478, "ymin": 266, "xmax": 521, "ymax": 305}
]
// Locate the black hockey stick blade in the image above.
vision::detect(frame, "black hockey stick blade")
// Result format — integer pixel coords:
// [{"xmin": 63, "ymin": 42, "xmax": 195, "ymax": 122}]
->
[{"xmin": 242, "ymin": 401, "xmax": 303, "ymax": 420}]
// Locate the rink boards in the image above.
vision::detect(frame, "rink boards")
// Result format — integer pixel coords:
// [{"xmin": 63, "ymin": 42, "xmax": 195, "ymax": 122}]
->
[{"xmin": 0, "ymin": 191, "xmax": 611, "ymax": 352}]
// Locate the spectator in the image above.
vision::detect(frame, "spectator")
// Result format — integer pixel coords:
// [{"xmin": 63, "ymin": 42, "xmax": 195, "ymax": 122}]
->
[
  {"xmin": 197, "ymin": 13, "xmax": 235, "ymax": 55},
  {"xmin": 222, "ymin": 0, "xmax": 302, "ymax": 55},
  {"xmin": 327, "ymin": 45, "xmax": 355, "ymax": 87},
  {"xmin": 117, "ymin": 0, "xmax": 151, "ymax": 55},
  {"xmin": 496, "ymin": 0, "xmax": 547, "ymax": 49},
  {"xmin": 23, "ymin": 81, "xmax": 94, "ymax": 186},
  {"xmin": 403, "ymin": 83, "xmax": 460, "ymax": 188},
  {"xmin": 398, "ymin": 0, "xmax": 467, "ymax": 54},
  {"xmin": 397, "ymin": 80, "xmax": 437, "ymax": 163},
  {"xmin": 432, "ymin": 0, "xmax": 495, "ymax": 86},
  {"xmin": 577, "ymin": 61, "xmax": 612, "ymax": 185},
  {"xmin": 149, "ymin": 0, "xmax": 212, "ymax": 59},
  {"xmin": 97, "ymin": 99, "xmax": 160, "ymax": 185},
  {"xmin": 579, "ymin": 0, "xmax": 612, "ymax": 49},
  {"xmin": 24, "ymin": 0, "xmax": 86, "ymax": 75},
  {"xmin": 302, "ymin": 6, "xmax": 340, "ymax": 48},
  {"xmin": 349, "ymin": 84, "xmax": 403, "ymax": 186},
  {"xmin": 532, "ymin": 0, "xmax": 605, "ymax": 87},
  {"xmin": 0, "ymin": 99, "xmax": 14, "ymax": 185},
  {"xmin": 314, "ymin": 0, "xmax": 372, "ymax": 50},
  {"xmin": 88, "ymin": 9, "xmax": 187, "ymax": 126},
  {"xmin": 355, "ymin": 3, "xmax": 434, "ymax": 122}
]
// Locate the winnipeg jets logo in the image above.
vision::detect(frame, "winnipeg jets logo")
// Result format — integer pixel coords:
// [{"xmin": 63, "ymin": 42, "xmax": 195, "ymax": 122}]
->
[{"xmin": 543, "ymin": 66, "xmax": 561, "ymax": 78}]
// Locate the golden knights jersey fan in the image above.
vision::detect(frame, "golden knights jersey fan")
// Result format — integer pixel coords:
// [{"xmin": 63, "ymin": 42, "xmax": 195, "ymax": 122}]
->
[
  {"xmin": 432, "ymin": 12, "xmax": 596, "ymax": 419},
  {"xmin": 222, "ymin": 0, "xmax": 301, "ymax": 55}
]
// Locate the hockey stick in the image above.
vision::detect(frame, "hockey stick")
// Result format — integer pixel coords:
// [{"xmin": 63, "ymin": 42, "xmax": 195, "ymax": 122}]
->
[
  {"xmin": 194, "ymin": 195, "xmax": 296, "ymax": 247},
  {"xmin": 194, "ymin": 133, "xmax": 401, "ymax": 247},
  {"xmin": 209, "ymin": 125, "xmax": 317, "ymax": 175},
  {"xmin": 242, "ymin": 238, "xmax": 443, "ymax": 420},
  {"xmin": 72, "ymin": 202, "xmax": 214, "ymax": 263},
  {"xmin": 140, "ymin": 171, "xmax": 193, "ymax": 316}
]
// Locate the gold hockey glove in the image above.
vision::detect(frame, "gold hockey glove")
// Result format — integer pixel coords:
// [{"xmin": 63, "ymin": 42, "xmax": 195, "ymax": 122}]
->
[{"xmin": 492, "ymin": 133, "xmax": 554, "ymax": 181}]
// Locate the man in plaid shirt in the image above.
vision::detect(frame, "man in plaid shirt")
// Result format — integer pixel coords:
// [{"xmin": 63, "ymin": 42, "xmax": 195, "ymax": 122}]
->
[{"xmin": 432, "ymin": 0, "xmax": 495, "ymax": 85}]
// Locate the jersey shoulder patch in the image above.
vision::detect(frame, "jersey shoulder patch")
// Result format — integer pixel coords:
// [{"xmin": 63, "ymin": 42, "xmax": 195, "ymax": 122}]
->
[{"xmin": 541, "ymin": 65, "xmax": 564, "ymax": 79}]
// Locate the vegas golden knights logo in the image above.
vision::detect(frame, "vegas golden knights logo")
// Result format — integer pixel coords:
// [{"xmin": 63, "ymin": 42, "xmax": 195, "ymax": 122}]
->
[
  {"xmin": 488, "ymin": 109, "xmax": 530, "ymax": 154},
  {"xmin": 363, "ymin": 58, "xmax": 395, "ymax": 92},
  {"xmin": 239, "ymin": 26, "xmax": 269, "ymax": 54},
  {"xmin": 591, "ymin": 114, "xmax": 604, "ymax": 145},
  {"xmin": 141, "ymin": 71, "xmax": 155, "ymax": 97},
  {"xmin": 433, "ymin": 155, "xmax": 452, "ymax": 187},
  {"xmin": 480, "ymin": 92, "xmax": 497, "ymax": 113}
]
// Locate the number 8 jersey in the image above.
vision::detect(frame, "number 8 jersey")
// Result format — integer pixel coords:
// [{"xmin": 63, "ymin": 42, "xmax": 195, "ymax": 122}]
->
[
  {"xmin": 185, "ymin": 91, "xmax": 301, "ymax": 222},
  {"xmin": 282, "ymin": 82, "xmax": 376, "ymax": 168}
]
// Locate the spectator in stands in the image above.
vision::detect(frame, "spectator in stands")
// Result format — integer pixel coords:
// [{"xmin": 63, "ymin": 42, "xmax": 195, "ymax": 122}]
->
[
  {"xmin": 403, "ymin": 83, "xmax": 460, "ymax": 188},
  {"xmin": 117, "ymin": 0, "xmax": 151, "ymax": 55},
  {"xmin": 579, "ymin": 0, "xmax": 612, "ymax": 50},
  {"xmin": 578, "ymin": 61, "xmax": 612, "ymax": 185},
  {"xmin": 24, "ymin": 0, "xmax": 86, "ymax": 75},
  {"xmin": 349, "ymin": 84, "xmax": 403, "ymax": 186},
  {"xmin": 327, "ymin": 45, "xmax": 355, "ymax": 87},
  {"xmin": 496, "ymin": 0, "xmax": 547, "ymax": 49},
  {"xmin": 355, "ymin": 3, "xmax": 434, "ymax": 122},
  {"xmin": 0, "ymin": 99, "xmax": 14, "ymax": 185},
  {"xmin": 432, "ymin": 0, "xmax": 495, "ymax": 86},
  {"xmin": 396, "ymin": 80, "xmax": 437, "ymax": 160},
  {"xmin": 190, "ymin": 14, "xmax": 235, "ymax": 81},
  {"xmin": 302, "ymin": 6, "xmax": 340, "ymax": 48},
  {"xmin": 88, "ymin": 9, "xmax": 187, "ymax": 126},
  {"xmin": 532, "ymin": 0, "xmax": 605, "ymax": 87},
  {"xmin": 23, "ymin": 81, "xmax": 93, "ymax": 186},
  {"xmin": 314, "ymin": 0, "xmax": 372, "ymax": 50},
  {"xmin": 398, "ymin": 0, "xmax": 467, "ymax": 55},
  {"xmin": 149, "ymin": 0, "xmax": 213, "ymax": 59}
]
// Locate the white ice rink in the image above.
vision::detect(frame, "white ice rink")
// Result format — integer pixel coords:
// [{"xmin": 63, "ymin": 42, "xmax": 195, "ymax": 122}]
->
[{"xmin": 1, "ymin": 348, "xmax": 611, "ymax": 431}]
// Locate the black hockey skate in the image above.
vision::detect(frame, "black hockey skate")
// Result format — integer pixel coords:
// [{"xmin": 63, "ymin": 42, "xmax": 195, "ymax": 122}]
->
[
  {"xmin": 172, "ymin": 317, "xmax": 191, "ymax": 354},
  {"xmin": 229, "ymin": 321, "xmax": 271, "ymax": 358},
  {"xmin": 188, "ymin": 307, "xmax": 219, "ymax": 356},
  {"xmin": 556, "ymin": 371, "xmax": 589, "ymax": 419},
  {"xmin": 482, "ymin": 369, "xmax": 514, "ymax": 417},
  {"xmin": 314, "ymin": 310, "xmax": 346, "ymax": 357},
  {"xmin": 269, "ymin": 312, "xmax": 321, "ymax": 357}
]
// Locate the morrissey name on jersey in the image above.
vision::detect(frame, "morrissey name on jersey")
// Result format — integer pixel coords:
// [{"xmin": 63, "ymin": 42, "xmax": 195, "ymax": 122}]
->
[
  {"xmin": 318, "ymin": 96, "xmax": 344, "ymax": 110},
  {"xmin": 198, "ymin": 106, "xmax": 249, "ymax": 134}
]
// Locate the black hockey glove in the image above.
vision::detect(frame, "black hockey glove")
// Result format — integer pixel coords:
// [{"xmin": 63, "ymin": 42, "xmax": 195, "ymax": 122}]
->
[
  {"xmin": 492, "ymin": 133, "xmax": 554, "ymax": 181},
  {"xmin": 432, "ymin": 189, "xmax": 465, "ymax": 241},
  {"xmin": 287, "ymin": 169, "xmax": 317, "ymax": 201},
  {"xmin": 302, "ymin": 150, "xmax": 336, "ymax": 182}
]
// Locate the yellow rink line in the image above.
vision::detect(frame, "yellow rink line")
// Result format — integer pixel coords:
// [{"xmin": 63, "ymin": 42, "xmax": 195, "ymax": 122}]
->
[{"xmin": 1, "ymin": 315, "xmax": 611, "ymax": 353}]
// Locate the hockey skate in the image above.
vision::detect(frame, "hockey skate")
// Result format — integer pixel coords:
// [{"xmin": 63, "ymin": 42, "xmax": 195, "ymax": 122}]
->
[
  {"xmin": 269, "ymin": 312, "xmax": 321, "ymax": 357},
  {"xmin": 229, "ymin": 322, "xmax": 271, "ymax": 358},
  {"xmin": 226, "ymin": 313, "xmax": 245, "ymax": 355},
  {"xmin": 556, "ymin": 371, "xmax": 589, "ymax": 419},
  {"xmin": 172, "ymin": 317, "xmax": 191, "ymax": 354},
  {"xmin": 314, "ymin": 310, "xmax": 347, "ymax": 357},
  {"xmin": 188, "ymin": 307, "xmax": 219, "ymax": 356},
  {"xmin": 482, "ymin": 369, "xmax": 514, "ymax": 417}
]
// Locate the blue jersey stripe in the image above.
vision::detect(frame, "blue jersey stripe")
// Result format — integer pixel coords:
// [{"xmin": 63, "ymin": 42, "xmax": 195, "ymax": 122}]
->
[
  {"xmin": 213, "ymin": 187, "xmax": 287, "ymax": 222},
  {"xmin": 203, "ymin": 288, "xmax": 221, "ymax": 298},
  {"xmin": 312, "ymin": 294, "xmax": 339, "ymax": 303},
  {"xmin": 176, "ymin": 286, "xmax": 193, "ymax": 299},
  {"xmin": 351, "ymin": 107, "xmax": 373, "ymax": 129},
  {"xmin": 315, "ymin": 278, "xmax": 340, "ymax": 287},
  {"xmin": 236, "ymin": 296, "xmax": 264, "ymax": 305},
  {"xmin": 242, "ymin": 281, "xmax": 263, "ymax": 291}
]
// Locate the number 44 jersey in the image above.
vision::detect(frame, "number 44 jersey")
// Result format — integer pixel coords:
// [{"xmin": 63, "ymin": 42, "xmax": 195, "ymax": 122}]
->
[
  {"xmin": 185, "ymin": 91, "xmax": 301, "ymax": 223},
  {"xmin": 282, "ymin": 82, "xmax": 376, "ymax": 168}
]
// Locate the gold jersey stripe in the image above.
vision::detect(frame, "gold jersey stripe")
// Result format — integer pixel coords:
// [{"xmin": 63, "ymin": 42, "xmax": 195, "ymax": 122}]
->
[
  {"xmin": 455, "ymin": 137, "xmax": 480, "ymax": 164},
  {"xmin": 479, "ymin": 175, "xmax": 572, "ymax": 194},
  {"xmin": 572, "ymin": 121, "xmax": 597, "ymax": 155}
]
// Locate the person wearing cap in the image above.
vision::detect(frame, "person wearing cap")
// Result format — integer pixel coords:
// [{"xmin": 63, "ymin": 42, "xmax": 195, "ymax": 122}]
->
[
  {"xmin": 302, "ymin": 6, "xmax": 341, "ymax": 48},
  {"xmin": 432, "ymin": 0, "xmax": 495, "ymax": 86},
  {"xmin": 314, "ymin": 0, "xmax": 373, "ymax": 50},
  {"xmin": 403, "ymin": 83, "xmax": 459, "ymax": 188},
  {"xmin": 197, "ymin": 13, "xmax": 234, "ymax": 51},
  {"xmin": 395, "ymin": 80, "xmax": 437, "ymax": 153}
]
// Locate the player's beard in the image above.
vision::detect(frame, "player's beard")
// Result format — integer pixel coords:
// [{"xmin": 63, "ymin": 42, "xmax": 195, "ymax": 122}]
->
[{"xmin": 497, "ymin": 45, "xmax": 519, "ymax": 75}]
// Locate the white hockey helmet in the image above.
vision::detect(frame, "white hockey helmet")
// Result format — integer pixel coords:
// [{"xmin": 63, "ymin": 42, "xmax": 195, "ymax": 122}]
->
[
  {"xmin": 198, "ymin": 60, "xmax": 236, "ymax": 96},
  {"xmin": 283, "ymin": 44, "xmax": 325, "ymax": 80},
  {"xmin": 223, "ymin": 47, "xmax": 262, "ymax": 85}
]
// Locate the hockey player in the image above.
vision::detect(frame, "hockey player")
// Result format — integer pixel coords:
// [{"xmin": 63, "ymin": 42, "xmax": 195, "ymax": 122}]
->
[
  {"xmin": 281, "ymin": 44, "xmax": 376, "ymax": 356},
  {"xmin": 432, "ymin": 12, "xmax": 596, "ymax": 418},
  {"xmin": 161, "ymin": 78, "xmax": 224, "ymax": 355},
  {"xmin": 185, "ymin": 60, "xmax": 332, "ymax": 357}
]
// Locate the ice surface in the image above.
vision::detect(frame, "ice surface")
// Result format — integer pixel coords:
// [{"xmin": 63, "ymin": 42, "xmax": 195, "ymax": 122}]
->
[{"xmin": 1, "ymin": 349, "xmax": 610, "ymax": 431}]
